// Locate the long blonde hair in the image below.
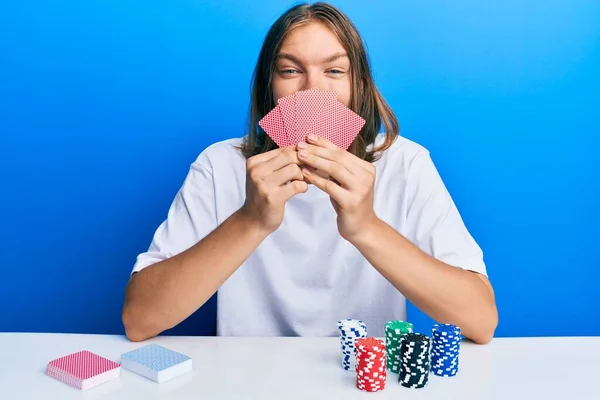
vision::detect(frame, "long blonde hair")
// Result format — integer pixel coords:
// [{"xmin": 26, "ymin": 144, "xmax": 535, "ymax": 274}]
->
[{"xmin": 239, "ymin": 2, "xmax": 399, "ymax": 162}]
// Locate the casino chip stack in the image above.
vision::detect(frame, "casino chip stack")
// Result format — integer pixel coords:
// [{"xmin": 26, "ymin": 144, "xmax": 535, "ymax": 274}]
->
[
  {"xmin": 384, "ymin": 320, "xmax": 413, "ymax": 373},
  {"xmin": 398, "ymin": 333, "xmax": 431, "ymax": 389},
  {"xmin": 337, "ymin": 319, "xmax": 368, "ymax": 371},
  {"xmin": 431, "ymin": 323, "xmax": 461, "ymax": 377},
  {"xmin": 355, "ymin": 338, "xmax": 387, "ymax": 392}
]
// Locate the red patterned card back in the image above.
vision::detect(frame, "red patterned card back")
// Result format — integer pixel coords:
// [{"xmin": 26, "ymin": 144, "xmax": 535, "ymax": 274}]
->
[
  {"xmin": 258, "ymin": 105, "xmax": 288, "ymax": 148},
  {"xmin": 277, "ymin": 93, "xmax": 297, "ymax": 144},
  {"xmin": 329, "ymin": 100, "xmax": 366, "ymax": 150},
  {"xmin": 47, "ymin": 350, "xmax": 120, "ymax": 380},
  {"xmin": 295, "ymin": 88, "xmax": 335, "ymax": 144}
]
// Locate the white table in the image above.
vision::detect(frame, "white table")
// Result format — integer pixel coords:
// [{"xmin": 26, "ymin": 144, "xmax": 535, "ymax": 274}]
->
[{"xmin": 0, "ymin": 333, "xmax": 598, "ymax": 399}]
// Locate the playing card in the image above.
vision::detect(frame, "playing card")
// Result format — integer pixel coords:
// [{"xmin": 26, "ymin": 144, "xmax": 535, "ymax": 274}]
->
[
  {"xmin": 313, "ymin": 92, "xmax": 340, "ymax": 146},
  {"xmin": 277, "ymin": 92, "xmax": 297, "ymax": 144},
  {"xmin": 45, "ymin": 350, "xmax": 121, "ymax": 391},
  {"xmin": 258, "ymin": 106, "xmax": 288, "ymax": 148},
  {"xmin": 294, "ymin": 88, "xmax": 335, "ymax": 144},
  {"xmin": 328, "ymin": 99, "xmax": 366, "ymax": 150},
  {"xmin": 120, "ymin": 344, "xmax": 192, "ymax": 383},
  {"xmin": 316, "ymin": 91, "xmax": 342, "ymax": 143},
  {"xmin": 306, "ymin": 90, "xmax": 338, "ymax": 145}
]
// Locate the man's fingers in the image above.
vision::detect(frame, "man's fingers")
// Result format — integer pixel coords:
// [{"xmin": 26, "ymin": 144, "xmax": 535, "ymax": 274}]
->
[
  {"xmin": 297, "ymin": 150, "xmax": 354, "ymax": 188},
  {"xmin": 253, "ymin": 148, "xmax": 302, "ymax": 185},
  {"xmin": 298, "ymin": 142, "xmax": 366, "ymax": 176},
  {"xmin": 278, "ymin": 180, "xmax": 308, "ymax": 201},
  {"xmin": 301, "ymin": 168, "xmax": 347, "ymax": 201},
  {"xmin": 246, "ymin": 146, "xmax": 286, "ymax": 169},
  {"xmin": 263, "ymin": 148, "xmax": 302, "ymax": 173},
  {"xmin": 267, "ymin": 164, "xmax": 304, "ymax": 186},
  {"xmin": 246, "ymin": 145, "xmax": 299, "ymax": 171},
  {"xmin": 247, "ymin": 148, "xmax": 302, "ymax": 184}
]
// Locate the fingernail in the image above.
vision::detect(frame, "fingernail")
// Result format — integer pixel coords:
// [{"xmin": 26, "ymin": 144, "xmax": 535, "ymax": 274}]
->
[
  {"xmin": 299, "ymin": 150, "xmax": 308, "ymax": 158},
  {"xmin": 297, "ymin": 141, "xmax": 307, "ymax": 149},
  {"xmin": 302, "ymin": 167, "xmax": 311, "ymax": 175},
  {"xmin": 307, "ymin": 135, "xmax": 317, "ymax": 142}
]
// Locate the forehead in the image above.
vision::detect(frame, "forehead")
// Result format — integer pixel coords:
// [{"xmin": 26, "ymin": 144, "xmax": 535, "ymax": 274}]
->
[{"xmin": 279, "ymin": 21, "xmax": 346, "ymax": 61}]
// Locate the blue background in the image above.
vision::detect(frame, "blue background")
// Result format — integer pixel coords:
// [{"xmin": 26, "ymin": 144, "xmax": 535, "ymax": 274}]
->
[{"xmin": 1, "ymin": 0, "xmax": 598, "ymax": 337}]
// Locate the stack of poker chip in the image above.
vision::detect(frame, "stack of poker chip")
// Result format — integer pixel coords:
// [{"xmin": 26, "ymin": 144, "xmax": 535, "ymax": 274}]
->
[
  {"xmin": 355, "ymin": 338, "xmax": 387, "ymax": 392},
  {"xmin": 398, "ymin": 333, "xmax": 431, "ymax": 389},
  {"xmin": 431, "ymin": 323, "xmax": 461, "ymax": 377},
  {"xmin": 337, "ymin": 319, "xmax": 368, "ymax": 371},
  {"xmin": 384, "ymin": 320, "xmax": 414, "ymax": 373}
]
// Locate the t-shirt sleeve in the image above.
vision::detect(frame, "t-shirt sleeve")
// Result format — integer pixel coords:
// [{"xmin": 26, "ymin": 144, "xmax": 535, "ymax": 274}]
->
[
  {"xmin": 131, "ymin": 160, "xmax": 218, "ymax": 275},
  {"xmin": 404, "ymin": 150, "xmax": 487, "ymax": 276}
]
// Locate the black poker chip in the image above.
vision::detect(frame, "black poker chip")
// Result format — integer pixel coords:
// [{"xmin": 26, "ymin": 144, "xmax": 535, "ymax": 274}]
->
[{"xmin": 398, "ymin": 333, "xmax": 431, "ymax": 389}]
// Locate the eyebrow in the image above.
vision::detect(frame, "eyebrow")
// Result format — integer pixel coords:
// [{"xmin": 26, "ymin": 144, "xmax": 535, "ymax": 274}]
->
[{"xmin": 276, "ymin": 52, "xmax": 348, "ymax": 65}]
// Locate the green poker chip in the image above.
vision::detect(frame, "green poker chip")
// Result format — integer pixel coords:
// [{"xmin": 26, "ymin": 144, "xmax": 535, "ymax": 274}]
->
[{"xmin": 385, "ymin": 320, "xmax": 414, "ymax": 373}]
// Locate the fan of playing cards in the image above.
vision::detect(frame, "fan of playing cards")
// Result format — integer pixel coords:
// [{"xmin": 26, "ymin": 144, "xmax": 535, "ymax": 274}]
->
[{"xmin": 259, "ymin": 88, "xmax": 366, "ymax": 150}]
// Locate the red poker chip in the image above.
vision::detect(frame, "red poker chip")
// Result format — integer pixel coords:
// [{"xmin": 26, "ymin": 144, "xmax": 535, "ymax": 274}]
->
[
  {"xmin": 356, "ymin": 363, "xmax": 385, "ymax": 371},
  {"xmin": 357, "ymin": 363, "xmax": 384, "ymax": 370},
  {"xmin": 358, "ymin": 381, "xmax": 385, "ymax": 387},
  {"xmin": 357, "ymin": 371, "xmax": 386, "ymax": 378},
  {"xmin": 358, "ymin": 371, "xmax": 386, "ymax": 377},
  {"xmin": 356, "ymin": 356, "xmax": 385, "ymax": 363},
  {"xmin": 358, "ymin": 384, "xmax": 385, "ymax": 389},
  {"xmin": 357, "ymin": 358, "xmax": 385, "ymax": 364},
  {"xmin": 356, "ymin": 337, "xmax": 387, "ymax": 392},
  {"xmin": 357, "ymin": 382, "xmax": 386, "ymax": 392},
  {"xmin": 358, "ymin": 385, "xmax": 385, "ymax": 389},
  {"xmin": 358, "ymin": 377, "xmax": 386, "ymax": 382},
  {"xmin": 355, "ymin": 338, "xmax": 386, "ymax": 350},
  {"xmin": 357, "ymin": 361, "xmax": 385, "ymax": 367},
  {"xmin": 358, "ymin": 374, "xmax": 386, "ymax": 380},
  {"xmin": 358, "ymin": 380, "xmax": 386, "ymax": 386},
  {"xmin": 358, "ymin": 376, "xmax": 384, "ymax": 382}
]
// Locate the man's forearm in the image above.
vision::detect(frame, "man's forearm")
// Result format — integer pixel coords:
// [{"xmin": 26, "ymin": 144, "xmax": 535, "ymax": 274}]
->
[
  {"xmin": 350, "ymin": 218, "xmax": 498, "ymax": 344},
  {"xmin": 122, "ymin": 209, "xmax": 269, "ymax": 341}
]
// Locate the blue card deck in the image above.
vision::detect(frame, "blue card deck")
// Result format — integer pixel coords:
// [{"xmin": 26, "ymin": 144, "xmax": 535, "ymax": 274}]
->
[{"xmin": 120, "ymin": 344, "xmax": 192, "ymax": 383}]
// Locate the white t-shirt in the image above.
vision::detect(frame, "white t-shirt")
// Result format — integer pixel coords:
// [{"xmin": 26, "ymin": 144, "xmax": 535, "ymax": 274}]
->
[{"xmin": 131, "ymin": 134, "xmax": 486, "ymax": 337}]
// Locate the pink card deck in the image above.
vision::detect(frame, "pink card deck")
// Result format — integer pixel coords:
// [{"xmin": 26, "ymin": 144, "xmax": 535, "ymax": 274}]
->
[{"xmin": 45, "ymin": 350, "xmax": 120, "ymax": 391}]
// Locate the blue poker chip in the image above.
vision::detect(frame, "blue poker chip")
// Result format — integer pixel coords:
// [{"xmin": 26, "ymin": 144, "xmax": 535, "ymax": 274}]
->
[
  {"xmin": 430, "ymin": 323, "xmax": 461, "ymax": 378},
  {"xmin": 432, "ymin": 323, "xmax": 461, "ymax": 334},
  {"xmin": 431, "ymin": 367, "xmax": 458, "ymax": 377}
]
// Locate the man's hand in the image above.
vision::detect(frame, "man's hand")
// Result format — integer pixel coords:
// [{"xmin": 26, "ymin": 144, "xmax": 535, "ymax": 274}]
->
[
  {"xmin": 239, "ymin": 147, "xmax": 308, "ymax": 234},
  {"xmin": 297, "ymin": 135, "xmax": 378, "ymax": 242}
]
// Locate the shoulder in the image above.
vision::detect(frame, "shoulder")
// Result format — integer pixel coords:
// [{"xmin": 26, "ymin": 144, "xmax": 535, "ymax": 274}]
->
[
  {"xmin": 191, "ymin": 137, "xmax": 246, "ymax": 172},
  {"xmin": 372, "ymin": 133, "xmax": 432, "ymax": 175}
]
